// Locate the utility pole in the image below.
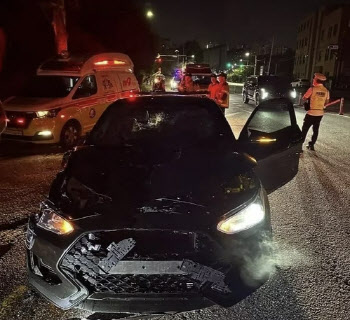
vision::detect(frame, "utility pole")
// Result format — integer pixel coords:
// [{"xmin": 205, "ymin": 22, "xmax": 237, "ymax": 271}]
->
[
  {"xmin": 254, "ymin": 55, "xmax": 257, "ymax": 75},
  {"xmin": 40, "ymin": 0, "xmax": 68, "ymax": 55},
  {"xmin": 51, "ymin": 0, "xmax": 68, "ymax": 55},
  {"xmin": 267, "ymin": 36, "xmax": 274, "ymax": 75}
]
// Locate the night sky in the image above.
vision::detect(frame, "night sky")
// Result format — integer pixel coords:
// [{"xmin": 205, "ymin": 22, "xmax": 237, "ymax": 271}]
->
[{"xmin": 143, "ymin": 0, "xmax": 348, "ymax": 47}]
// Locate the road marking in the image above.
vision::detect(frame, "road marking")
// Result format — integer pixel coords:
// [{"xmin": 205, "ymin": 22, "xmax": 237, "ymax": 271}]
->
[
  {"xmin": 326, "ymin": 113, "xmax": 350, "ymax": 119},
  {"xmin": 226, "ymin": 110, "xmax": 251, "ymax": 117}
]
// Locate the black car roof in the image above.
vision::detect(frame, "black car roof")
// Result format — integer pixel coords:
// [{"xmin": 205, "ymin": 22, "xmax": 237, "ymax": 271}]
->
[{"xmin": 114, "ymin": 94, "xmax": 214, "ymax": 107}]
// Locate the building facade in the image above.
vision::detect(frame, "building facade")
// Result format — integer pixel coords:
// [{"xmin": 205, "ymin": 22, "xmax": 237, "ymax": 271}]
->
[
  {"xmin": 294, "ymin": 4, "xmax": 350, "ymax": 88},
  {"xmin": 203, "ymin": 44, "xmax": 228, "ymax": 71}
]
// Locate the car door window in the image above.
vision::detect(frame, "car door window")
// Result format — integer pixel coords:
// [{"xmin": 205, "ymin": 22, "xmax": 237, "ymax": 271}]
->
[
  {"xmin": 238, "ymin": 98, "xmax": 302, "ymax": 192},
  {"xmin": 239, "ymin": 98, "xmax": 299, "ymax": 156},
  {"xmin": 246, "ymin": 101, "xmax": 291, "ymax": 135},
  {"xmin": 73, "ymin": 75, "xmax": 97, "ymax": 99}
]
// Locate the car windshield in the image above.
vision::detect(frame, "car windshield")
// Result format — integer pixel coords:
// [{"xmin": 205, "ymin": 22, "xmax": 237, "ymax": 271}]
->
[
  {"xmin": 259, "ymin": 76, "xmax": 290, "ymax": 87},
  {"xmin": 20, "ymin": 75, "xmax": 80, "ymax": 98},
  {"xmin": 89, "ymin": 97, "xmax": 235, "ymax": 150},
  {"xmin": 193, "ymin": 75, "xmax": 211, "ymax": 85}
]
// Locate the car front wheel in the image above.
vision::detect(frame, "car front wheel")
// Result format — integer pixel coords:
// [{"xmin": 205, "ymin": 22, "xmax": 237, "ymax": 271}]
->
[
  {"xmin": 60, "ymin": 121, "xmax": 81, "ymax": 149},
  {"xmin": 255, "ymin": 94, "xmax": 260, "ymax": 106},
  {"xmin": 243, "ymin": 92, "xmax": 249, "ymax": 104}
]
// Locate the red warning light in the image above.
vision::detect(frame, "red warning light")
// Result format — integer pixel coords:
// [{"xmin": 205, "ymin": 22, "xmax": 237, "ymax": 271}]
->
[
  {"xmin": 94, "ymin": 60, "xmax": 126, "ymax": 66},
  {"xmin": 16, "ymin": 118, "xmax": 25, "ymax": 125}
]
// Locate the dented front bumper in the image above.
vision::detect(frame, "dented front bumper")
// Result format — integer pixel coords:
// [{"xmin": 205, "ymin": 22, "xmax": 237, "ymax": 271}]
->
[{"xmin": 27, "ymin": 221, "xmax": 272, "ymax": 312}]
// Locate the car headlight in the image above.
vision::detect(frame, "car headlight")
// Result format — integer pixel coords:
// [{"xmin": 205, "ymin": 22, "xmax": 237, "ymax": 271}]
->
[
  {"xmin": 290, "ymin": 89, "xmax": 297, "ymax": 99},
  {"xmin": 261, "ymin": 88, "xmax": 269, "ymax": 100},
  {"xmin": 217, "ymin": 189, "xmax": 265, "ymax": 234},
  {"xmin": 36, "ymin": 108, "xmax": 61, "ymax": 118},
  {"xmin": 37, "ymin": 202, "xmax": 74, "ymax": 235}
]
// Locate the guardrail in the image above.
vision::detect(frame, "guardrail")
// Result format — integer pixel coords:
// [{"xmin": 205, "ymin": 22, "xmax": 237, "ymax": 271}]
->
[{"xmin": 227, "ymin": 82, "xmax": 244, "ymax": 94}]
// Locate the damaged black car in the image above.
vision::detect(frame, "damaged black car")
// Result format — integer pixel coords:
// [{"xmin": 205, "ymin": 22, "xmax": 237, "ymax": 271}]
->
[{"xmin": 26, "ymin": 95, "xmax": 302, "ymax": 314}]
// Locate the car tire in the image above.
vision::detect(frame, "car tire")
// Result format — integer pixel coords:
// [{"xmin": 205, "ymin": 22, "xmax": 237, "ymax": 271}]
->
[
  {"xmin": 60, "ymin": 120, "xmax": 81, "ymax": 149},
  {"xmin": 243, "ymin": 92, "xmax": 249, "ymax": 104},
  {"xmin": 255, "ymin": 94, "xmax": 260, "ymax": 106}
]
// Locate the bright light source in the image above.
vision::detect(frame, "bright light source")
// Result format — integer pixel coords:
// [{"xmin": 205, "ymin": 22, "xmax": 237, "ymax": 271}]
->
[
  {"xmin": 226, "ymin": 62, "xmax": 232, "ymax": 68},
  {"xmin": 36, "ymin": 111, "xmax": 49, "ymax": 118},
  {"xmin": 254, "ymin": 137, "xmax": 277, "ymax": 143},
  {"xmin": 217, "ymin": 195, "xmax": 265, "ymax": 234},
  {"xmin": 191, "ymin": 55, "xmax": 195, "ymax": 58},
  {"xmin": 37, "ymin": 130, "xmax": 52, "ymax": 136},
  {"xmin": 38, "ymin": 206, "xmax": 74, "ymax": 235},
  {"xmin": 146, "ymin": 10, "xmax": 154, "ymax": 18},
  {"xmin": 94, "ymin": 60, "xmax": 126, "ymax": 66},
  {"xmin": 261, "ymin": 88, "xmax": 269, "ymax": 99},
  {"xmin": 240, "ymin": 59, "xmax": 243, "ymax": 62},
  {"xmin": 113, "ymin": 60, "xmax": 126, "ymax": 65},
  {"xmin": 94, "ymin": 60, "xmax": 108, "ymax": 66},
  {"xmin": 245, "ymin": 52, "xmax": 250, "ymax": 57},
  {"xmin": 16, "ymin": 118, "xmax": 25, "ymax": 124},
  {"xmin": 290, "ymin": 89, "xmax": 297, "ymax": 99}
]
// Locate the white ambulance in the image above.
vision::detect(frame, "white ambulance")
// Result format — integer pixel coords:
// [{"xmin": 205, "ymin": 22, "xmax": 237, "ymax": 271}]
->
[{"xmin": 2, "ymin": 52, "xmax": 139, "ymax": 147}]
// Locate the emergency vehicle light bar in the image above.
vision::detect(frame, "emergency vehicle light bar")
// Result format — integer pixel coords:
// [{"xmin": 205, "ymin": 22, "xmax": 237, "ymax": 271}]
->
[{"xmin": 94, "ymin": 60, "xmax": 126, "ymax": 66}]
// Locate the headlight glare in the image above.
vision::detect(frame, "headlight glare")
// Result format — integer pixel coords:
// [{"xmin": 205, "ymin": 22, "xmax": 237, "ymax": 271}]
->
[
  {"xmin": 290, "ymin": 89, "xmax": 297, "ymax": 99},
  {"xmin": 217, "ymin": 192, "xmax": 265, "ymax": 234},
  {"xmin": 36, "ymin": 108, "xmax": 61, "ymax": 118},
  {"xmin": 36, "ymin": 111, "xmax": 49, "ymax": 118},
  {"xmin": 261, "ymin": 88, "xmax": 269, "ymax": 100},
  {"xmin": 37, "ymin": 204, "xmax": 74, "ymax": 235}
]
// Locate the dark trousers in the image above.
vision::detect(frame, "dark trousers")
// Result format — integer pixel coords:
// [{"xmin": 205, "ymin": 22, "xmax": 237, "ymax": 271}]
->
[
  {"xmin": 220, "ymin": 107, "xmax": 226, "ymax": 115},
  {"xmin": 301, "ymin": 114, "xmax": 323, "ymax": 146}
]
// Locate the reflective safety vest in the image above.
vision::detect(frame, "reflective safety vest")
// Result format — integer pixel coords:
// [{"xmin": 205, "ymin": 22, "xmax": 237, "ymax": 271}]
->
[
  {"xmin": 208, "ymin": 82, "xmax": 219, "ymax": 99},
  {"xmin": 215, "ymin": 82, "xmax": 229, "ymax": 108},
  {"xmin": 308, "ymin": 85, "xmax": 329, "ymax": 116}
]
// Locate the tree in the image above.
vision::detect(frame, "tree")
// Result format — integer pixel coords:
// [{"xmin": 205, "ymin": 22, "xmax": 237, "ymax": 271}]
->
[{"xmin": 227, "ymin": 66, "xmax": 253, "ymax": 83}]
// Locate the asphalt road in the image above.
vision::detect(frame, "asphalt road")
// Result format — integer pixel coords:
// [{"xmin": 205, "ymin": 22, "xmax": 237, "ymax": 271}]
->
[{"xmin": 0, "ymin": 94, "xmax": 350, "ymax": 320}]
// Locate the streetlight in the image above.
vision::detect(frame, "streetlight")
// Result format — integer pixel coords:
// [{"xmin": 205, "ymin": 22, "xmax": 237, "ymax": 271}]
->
[
  {"xmin": 175, "ymin": 50, "xmax": 179, "ymax": 64},
  {"xmin": 245, "ymin": 52, "xmax": 250, "ymax": 57},
  {"xmin": 191, "ymin": 55, "xmax": 195, "ymax": 58},
  {"xmin": 146, "ymin": 10, "xmax": 154, "ymax": 18}
]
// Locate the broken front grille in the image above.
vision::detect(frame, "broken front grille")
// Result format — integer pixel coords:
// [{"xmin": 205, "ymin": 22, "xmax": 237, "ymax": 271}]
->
[
  {"xmin": 87, "ymin": 274, "xmax": 197, "ymax": 294},
  {"xmin": 60, "ymin": 230, "xmax": 226, "ymax": 295}
]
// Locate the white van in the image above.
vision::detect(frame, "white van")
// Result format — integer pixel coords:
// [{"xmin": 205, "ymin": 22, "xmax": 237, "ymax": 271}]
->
[{"xmin": 2, "ymin": 52, "xmax": 139, "ymax": 147}]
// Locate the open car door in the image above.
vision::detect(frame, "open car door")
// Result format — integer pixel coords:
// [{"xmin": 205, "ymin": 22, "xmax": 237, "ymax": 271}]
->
[{"xmin": 237, "ymin": 98, "xmax": 302, "ymax": 193}]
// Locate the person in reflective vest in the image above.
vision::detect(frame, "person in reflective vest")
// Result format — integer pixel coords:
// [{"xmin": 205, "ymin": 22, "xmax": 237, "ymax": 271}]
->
[
  {"xmin": 302, "ymin": 73, "xmax": 330, "ymax": 151},
  {"xmin": 215, "ymin": 72, "xmax": 229, "ymax": 114},
  {"xmin": 208, "ymin": 73, "xmax": 219, "ymax": 100}
]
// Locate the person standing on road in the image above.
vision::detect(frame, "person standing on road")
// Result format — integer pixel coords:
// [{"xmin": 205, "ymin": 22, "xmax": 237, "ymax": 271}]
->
[
  {"xmin": 178, "ymin": 73, "xmax": 199, "ymax": 93},
  {"xmin": 215, "ymin": 72, "xmax": 230, "ymax": 114},
  {"xmin": 208, "ymin": 73, "xmax": 219, "ymax": 100},
  {"xmin": 302, "ymin": 73, "xmax": 330, "ymax": 151}
]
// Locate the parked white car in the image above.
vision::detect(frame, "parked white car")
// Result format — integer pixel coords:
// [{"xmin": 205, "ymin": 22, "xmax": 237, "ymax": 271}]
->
[{"xmin": 291, "ymin": 78, "xmax": 310, "ymax": 88}]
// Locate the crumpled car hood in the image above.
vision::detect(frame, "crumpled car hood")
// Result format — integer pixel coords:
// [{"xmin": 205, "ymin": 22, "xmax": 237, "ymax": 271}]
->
[{"xmin": 54, "ymin": 145, "xmax": 258, "ymax": 229}]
